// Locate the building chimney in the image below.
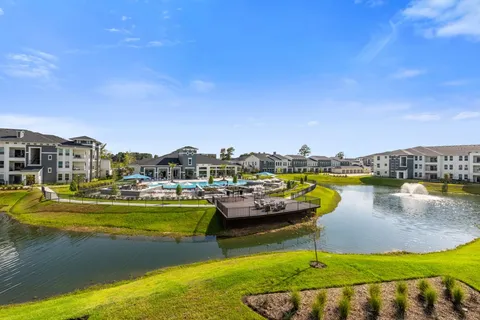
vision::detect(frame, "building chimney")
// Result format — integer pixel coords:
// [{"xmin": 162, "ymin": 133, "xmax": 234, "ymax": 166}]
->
[
  {"xmin": 273, "ymin": 151, "xmax": 276, "ymax": 155},
  {"xmin": 17, "ymin": 130, "xmax": 25, "ymax": 139}
]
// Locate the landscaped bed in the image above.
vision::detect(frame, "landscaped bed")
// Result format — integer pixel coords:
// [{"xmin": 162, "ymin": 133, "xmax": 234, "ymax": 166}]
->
[{"xmin": 245, "ymin": 277, "xmax": 480, "ymax": 320}]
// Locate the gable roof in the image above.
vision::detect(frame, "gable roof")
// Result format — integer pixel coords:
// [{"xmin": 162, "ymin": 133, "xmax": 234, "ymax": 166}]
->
[
  {"xmin": 285, "ymin": 154, "xmax": 307, "ymax": 160},
  {"xmin": 309, "ymin": 156, "xmax": 331, "ymax": 161},
  {"xmin": 269, "ymin": 154, "xmax": 289, "ymax": 161},
  {"xmin": 70, "ymin": 136, "xmax": 101, "ymax": 144},
  {"xmin": 372, "ymin": 144, "xmax": 480, "ymax": 157},
  {"xmin": 0, "ymin": 128, "xmax": 64, "ymax": 144}
]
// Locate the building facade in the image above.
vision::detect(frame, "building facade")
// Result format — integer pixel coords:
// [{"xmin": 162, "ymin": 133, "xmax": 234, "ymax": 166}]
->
[
  {"xmin": 373, "ymin": 145, "xmax": 480, "ymax": 182},
  {"xmin": 0, "ymin": 129, "xmax": 109, "ymax": 185}
]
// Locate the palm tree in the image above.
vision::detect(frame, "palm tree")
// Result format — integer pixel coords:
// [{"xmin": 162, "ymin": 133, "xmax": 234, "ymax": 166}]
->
[{"xmin": 168, "ymin": 162, "xmax": 177, "ymax": 182}]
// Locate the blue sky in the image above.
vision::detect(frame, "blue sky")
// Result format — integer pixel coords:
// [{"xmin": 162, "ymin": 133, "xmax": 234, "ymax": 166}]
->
[{"xmin": 1, "ymin": 0, "xmax": 479, "ymax": 158}]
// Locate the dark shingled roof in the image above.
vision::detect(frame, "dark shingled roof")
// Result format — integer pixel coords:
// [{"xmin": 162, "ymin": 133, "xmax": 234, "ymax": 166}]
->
[
  {"xmin": 269, "ymin": 154, "xmax": 289, "ymax": 161},
  {"xmin": 70, "ymin": 136, "xmax": 101, "ymax": 143},
  {"xmin": 0, "ymin": 128, "xmax": 63, "ymax": 144},
  {"xmin": 372, "ymin": 144, "xmax": 480, "ymax": 157},
  {"xmin": 285, "ymin": 154, "xmax": 307, "ymax": 160},
  {"xmin": 309, "ymin": 156, "xmax": 331, "ymax": 161},
  {"xmin": 136, "ymin": 152, "xmax": 238, "ymax": 167}
]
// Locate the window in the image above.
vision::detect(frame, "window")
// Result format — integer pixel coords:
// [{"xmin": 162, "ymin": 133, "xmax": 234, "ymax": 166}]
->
[
  {"xmin": 377, "ymin": 164, "xmax": 380, "ymax": 168},
  {"xmin": 459, "ymin": 174, "xmax": 463, "ymax": 180},
  {"xmin": 384, "ymin": 171, "xmax": 387, "ymax": 174},
  {"xmin": 384, "ymin": 163, "xmax": 387, "ymax": 166},
  {"xmin": 187, "ymin": 158, "xmax": 192, "ymax": 166},
  {"xmin": 376, "ymin": 171, "xmax": 380, "ymax": 175},
  {"xmin": 377, "ymin": 156, "xmax": 380, "ymax": 160},
  {"xmin": 444, "ymin": 165, "xmax": 448, "ymax": 170},
  {"xmin": 415, "ymin": 172, "xmax": 418, "ymax": 177},
  {"xmin": 419, "ymin": 164, "xmax": 423, "ymax": 169},
  {"xmin": 0, "ymin": 147, "xmax": 3, "ymax": 154},
  {"xmin": 58, "ymin": 148, "xmax": 63, "ymax": 156},
  {"xmin": 58, "ymin": 161, "xmax": 63, "ymax": 168},
  {"xmin": 419, "ymin": 156, "xmax": 423, "ymax": 160},
  {"xmin": 415, "ymin": 164, "xmax": 418, "ymax": 169},
  {"xmin": 48, "ymin": 167, "xmax": 52, "ymax": 173},
  {"xmin": 65, "ymin": 161, "xmax": 70, "ymax": 168},
  {"xmin": 445, "ymin": 156, "xmax": 448, "ymax": 161},
  {"xmin": 414, "ymin": 156, "xmax": 418, "ymax": 161},
  {"xmin": 465, "ymin": 165, "xmax": 468, "ymax": 170},
  {"xmin": 400, "ymin": 156, "xmax": 407, "ymax": 167},
  {"xmin": 465, "ymin": 156, "xmax": 468, "ymax": 161},
  {"xmin": 459, "ymin": 156, "xmax": 463, "ymax": 161},
  {"xmin": 419, "ymin": 173, "xmax": 423, "ymax": 178},
  {"xmin": 459, "ymin": 165, "xmax": 463, "ymax": 170},
  {"xmin": 58, "ymin": 173, "xmax": 62, "ymax": 181},
  {"xmin": 0, "ymin": 161, "xmax": 3, "ymax": 168},
  {"xmin": 450, "ymin": 165, "xmax": 453, "ymax": 170},
  {"xmin": 65, "ymin": 174, "xmax": 70, "ymax": 181},
  {"xmin": 65, "ymin": 149, "xmax": 70, "ymax": 156},
  {"xmin": 385, "ymin": 156, "xmax": 387, "ymax": 159},
  {"xmin": 450, "ymin": 156, "xmax": 453, "ymax": 161},
  {"xmin": 464, "ymin": 174, "xmax": 468, "ymax": 180}
]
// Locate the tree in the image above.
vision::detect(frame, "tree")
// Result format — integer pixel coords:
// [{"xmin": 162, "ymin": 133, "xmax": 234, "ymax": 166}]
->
[
  {"xmin": 220, "ymin": 164, "xmax": 227, "ymax": 179},
  {"xmin": 168, "ymin": 162, "xmax": 177, "ymax": 181},
  {"xmin": 298, "ymin": 144, "xmax": 311, "ymax": 157},
  {"xmin": 276, "ymin": 167, "xmax": 283, "ymax": 174},
  {"xmin": 233, "ymin": 175, "xmax": 238, "ymax": 184},
  {"xmin": 111, "ymin": 183, "xmax": 119, "ymax": 196},
  {"xmin": 220, "ymin": 147, "xmax": 235, "ymax": 160},
  {"xmin": 335, "ymin": 152, "xmax": 345, "ymax": 159},
  {"xmin": 100, "ymin": 144, "xmax": 113, "ymax": 160},
  {"xmin": 442, "ymin": 173, "xmax": 449, "ymax": 193},
  {"xmin": 176, "ymin": 184, "xmax": 182, "ymax": 197},
  {"xmin": 208, "ymin": 175, "xmax": 214, "ymax": 184}
]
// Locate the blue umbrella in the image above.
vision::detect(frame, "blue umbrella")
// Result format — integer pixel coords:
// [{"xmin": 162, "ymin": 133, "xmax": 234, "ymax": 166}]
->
[{"xmin": 122, "ymin": 174, "xmax": 152, "ymax": 180}]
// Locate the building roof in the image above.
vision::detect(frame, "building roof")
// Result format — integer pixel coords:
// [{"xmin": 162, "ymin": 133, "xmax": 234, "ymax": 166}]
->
[
  {"xmin": 373, "ymin": 144, "xmax": 480, "ymax": 157},
  {"xmin": 269, "ymin": 153, "xmax": 289, "ymax": 161},
  {"xmin": 285, "ymin": 155, "xmax": 307, "ymax": 160},
  {"xmin": 309, "ymin": 156, "xmax": 331, "ymax": 161},
  {"xmin": 196, "ymin": 154, "xmax": 237, "ymax": 166},
  {"xmin": 135, "ymin": 151, "xmax": 237, "ymax": 167},
  {"xmin": 70, "ymin": 136, "xmax": 101, "ymax": 143},
  {"xmin": 251, "ymin": 153, "xmax": 272, "ymax": 161},
  {"xmin": 0, "ymin": 128, "xmax": 64, "ymax": 144}
]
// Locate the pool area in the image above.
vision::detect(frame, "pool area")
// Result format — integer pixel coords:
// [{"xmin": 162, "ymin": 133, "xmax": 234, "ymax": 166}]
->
[{"xmin": 148, "ymin": 179, "xmax": 248, "ymax": 189}]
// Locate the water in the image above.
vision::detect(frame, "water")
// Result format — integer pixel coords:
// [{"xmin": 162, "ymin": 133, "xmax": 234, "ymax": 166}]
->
[
  {"xmin": 148, "ymin": 179, "xmax": 248, "ymax": 189},
  {"xmin": 1, "ymin": 185, "xmax": 479, "ymax": 304},
  {"xmin": 400, "ymin": 182, "xmax": 429, "ymax": 195}
]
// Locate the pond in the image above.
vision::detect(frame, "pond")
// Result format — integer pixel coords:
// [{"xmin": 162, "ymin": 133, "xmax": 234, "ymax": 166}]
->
[{"xmin": 1, "ymin": 185, "xmax": 479, "ymax": 304}]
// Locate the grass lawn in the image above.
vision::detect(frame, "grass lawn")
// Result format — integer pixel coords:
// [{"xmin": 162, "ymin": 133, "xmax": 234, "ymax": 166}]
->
[
  {"xmin": 57, "ymin": 194, "xmax": 209, "ymax": 205},
  {"xmin": 0, "ymin": 239, "xmax": 478, "ymax": 320},
  {"xmin": 278, "ymin": 173, "xmax": 480, "ymax": 195},
  {"xmin": 8, "ymin": 190, "xmax": 221, "ymax": 237},
  {"xmin": 48, "ymin": 184, "xmax": 76, "ymax": 195},
  {"xmin": 0, "ymin": 190, "xmax": 29, "ymax": 211},
  {"xmin": 307, "ymin": 185, "xmax": 341, "ymax": 216}
]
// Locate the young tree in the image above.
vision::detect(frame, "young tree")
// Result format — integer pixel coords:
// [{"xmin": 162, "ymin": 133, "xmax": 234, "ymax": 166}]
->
[
  {"xmin": 176, "ymin": 184, "xmax": 182, "ymax": 197},
  {"xmin": 442, "ymin": 173, "xmax": 449, "ymax": 193},
  {"xmin": 220, "ymin": 147, "xmax": 236, "ymax": 160},
  {"xmin": 233, "ymin": 175, "xmax": 238, "ymax": 184},
  {"xmin": 220, "ymin": 164, "xmax": 227, "ymax": 179},
  {"xmin": 69, "ymin": 180, "xmax": 78, "ymax": 192},
  {"xmin": 168, "ymin": 162, "xmax": 177, "ymax": 181},
  {"xmin": 335, "ymin": 152, "xmax": 345, "ymax": 159},
  {"xmin": 111, "ymin": 183, "xmax": 119, "ymax": 196},
  {"xmin": 208, "ymin": 175, "xmax": 214, "ymax": 184},
  {"xmin": 298, "ymin": 144, "xmax": 311, "ymax": 157}
]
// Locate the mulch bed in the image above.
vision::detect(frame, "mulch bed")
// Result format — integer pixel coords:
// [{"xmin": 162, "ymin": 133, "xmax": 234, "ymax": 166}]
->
[{"xmin": 244, "ymin": 277, "xmax": 480, "ymax": 319}]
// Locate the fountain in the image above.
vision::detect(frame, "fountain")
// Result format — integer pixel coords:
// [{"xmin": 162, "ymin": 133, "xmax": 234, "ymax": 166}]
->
[{"xmin": 400, "ymin": 183, "xmax": 429, "ymax": 195}]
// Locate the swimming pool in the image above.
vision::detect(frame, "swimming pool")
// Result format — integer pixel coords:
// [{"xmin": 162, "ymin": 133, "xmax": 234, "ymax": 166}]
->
[{"xmin": 149, "ymin": 179, "xmax": 248, "ymax": 189}]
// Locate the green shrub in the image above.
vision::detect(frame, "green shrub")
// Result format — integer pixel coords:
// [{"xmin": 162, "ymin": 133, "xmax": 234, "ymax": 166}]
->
[
  {"xmin": 291, "ymin": 290, "xmax": 301, "ymax": 311},
  {"xmin": 442, "ymin": 276, "xmax": 455, "ymax": 296},
  {"xmin": 342, "ymin": 286, "xmax": 354, "ymax": 301},
  {"xmin": 208, "ymin": 176, "xmax": 214, "ymax": 184},
  {"xmin": 311, "ymin": 290, "xmax": 327, "ymax": 320},
  {"xmin": 110, "ymin": 184, "xmax": 119, "ymax": 196},
  {"xmin": 369, "ymin": 284, "xmax": 381, "ymax": 297},
  {"xmin": 424, "ymin": 288, "xmax": 438, "ymax": 308},
  {"xmin": 395, "ymin": 292, "xmax": 408, "ymax": 315},
  {"xmin": 396, "ymin": 281, "xmax": 408, "ymax": 295},
  {"xmin": 338, "ymin": 296, "xmax": 350, "ymax": 320},
  {"xmin": 418, "ymin": 279, "xmax": 430, "ymax": 296},
  {"xmin": 233, "ymin": 175, "xmax": 238, "ymax": 184},
  {"xmin": 69, "ymin": 180, "xmax": 78, "ymax": 192},
  {"xmin": 452, "ymin": 286, "xmax": 465, "ymax": 306},
  {"xmin": 368, "ymin": 294, "xmax": 382, "ymax": 317}
]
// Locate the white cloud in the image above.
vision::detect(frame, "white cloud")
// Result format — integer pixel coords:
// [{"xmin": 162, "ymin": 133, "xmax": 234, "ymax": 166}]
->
[
  {"xmin": 441, "ymin": 79, "xmax": 469, "ymax": 86},
  {"xmin": 105, "ymin": 28, "xmax": 131, "ymax": 34},
  {"xmin": 0, "ymin": 8, "xmax": 4, "ymax": 16},
  {"xmin": 163, "ymin": 10, "xmax": 170, "ymax": 19},
  {"xmin": 403, "ymin": 0, "xmax": 480, "ymax": 40},
  {"xmin": 391, "ymin": 68, "xmax": 426, "ymax": 79},
  {"xmin": 453, "ymin": 111, "xmax": 480, "ymax": 120},
  {"xmin": 98, "ymin": 79, "xmax": 178, "ymax": 100},
  {"xmin": 2, "ymin": 50, "xmax": 58, "ymax": 80},
  {"xmin": 121, "ymin": 16, "xmax": 131, "ymax": 21},
  {"xmin": 307, "ymin": 120, "xmax": 319, "ymax": 126},
  {"xmin": 105, "ymin": 28, "xmax": 120, "ymax": 32},
  {"xmin": 403, "ymin": 113, "xmax": 440, "ymax": 121},
  {"xmin": 190, "ymin": 80, "xmax": 215, "ymax": 93},
  {"xmin": 147, "ymin": 41, "xmax": 163, "ymax": 47},
  {"xmin": 0, "ymin": 114, "xmax": 96, "ymax": 138},
  {"xmin": 124, "ymin": 37, "xmax": 140, "ymax": 42}
]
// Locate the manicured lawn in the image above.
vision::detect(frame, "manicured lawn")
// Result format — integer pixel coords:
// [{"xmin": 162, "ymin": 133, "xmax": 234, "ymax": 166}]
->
[
  {"xmin": 307, "ymin": 185, "xmax": 341, "ymax": 216},
  {"xmin": 0, "ymin": 190, "xmax": 29, "ymax": 211},
  {"xmin": 9, "ymin": 190, "xmax": 221, "ymax": 237},
  {"xmin": 0, "ymin": 239, "xmax": 478, "ymax": 320},
  {"xmin": 48, "ymin": 184, "xmax": 76, "ymax": 195},
  {"xmin": 57, "ymin": 194, "xmax": 209, "ymax": 205}
]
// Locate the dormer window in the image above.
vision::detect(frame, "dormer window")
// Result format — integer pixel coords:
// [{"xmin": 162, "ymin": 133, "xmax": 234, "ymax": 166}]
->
[{"xmin": 16, "ymin": 130, "xmax": 25, "ymax": 138}]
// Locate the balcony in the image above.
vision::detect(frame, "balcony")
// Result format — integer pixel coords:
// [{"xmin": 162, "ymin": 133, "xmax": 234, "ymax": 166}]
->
[
  {"xmin": 73, "ymin": 167, "xmax": 86, "ymax": 171},
  {"xmin": 9, "ymin": 150, "xmax": 26, "ymax": 159},
  {"xmin": 9, "ymin": 163, "xmax": 25, "ymax": 171},
  {"xmin": 73, "ymin": 154, "xmax": 85, "ymax": 159},
  {"xmin": 425, "ymin": 166, "xmax": 438, "ymax": 172}
]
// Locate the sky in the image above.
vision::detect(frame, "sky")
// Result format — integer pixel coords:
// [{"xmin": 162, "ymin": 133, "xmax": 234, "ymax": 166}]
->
[{"xmin": 0, "ymin": 0, "xmax": 479, "ymax": 158}]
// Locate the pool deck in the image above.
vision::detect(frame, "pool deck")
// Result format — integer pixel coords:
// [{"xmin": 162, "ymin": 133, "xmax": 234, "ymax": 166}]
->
[{"xmin": 215, "ymin": 196, "xmax": 320, "ymax": 220}]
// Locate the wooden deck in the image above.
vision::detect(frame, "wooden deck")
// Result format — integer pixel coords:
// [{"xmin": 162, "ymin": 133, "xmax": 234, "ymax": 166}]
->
[{"xmin": 215, "ymin": 196, "xmax": 321, "ymax": 220}]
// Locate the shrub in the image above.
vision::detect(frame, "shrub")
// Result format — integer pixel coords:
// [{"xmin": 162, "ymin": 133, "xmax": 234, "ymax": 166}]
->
[
  {"xmin": 368, "ymin": 294, "xmax": 382, "ymax": 317},
  {"xmin": 442, "ymin": 276, "xmax": 455, "ymax": 297},
  {"xmin": 369, "ymin": 284, "xmax": 381, "ymax": 298},
  {"xmin": 396, "ymin": 281, "xmax": 408, "ymax": 295},
  {"xmin": 395, "ymin": 292, "xmax": 408, "ymax": 315},
  {"xmin": 208, "ymin": 176, "xmax": 214, "ymax": 184},
  {"xmin": 342, "ymin": 286, "xmax": 354, "ymax": 301},
  {"xmin": 110, "ymin": 184, "xmax": 119, "ymax": 196},
  {"xmin": 233, "ymin": 175, "xmax": 238, "ymax": 184},
  {"xmin": 311, "ymin": 290, "xmax": 327, "ymax": 320},
  {"xmin": 290, "ymin": 290, "xmax": 301, "ymax": 311},
  {"xmin": 424, "ymin": 288, "xmax": 438, "ymax": 308},
  {"xmin": 452, "ymin": 286, "xmax": 465, "ymax": 306},
  {"xmin": 69, "ymin": 180, "xmax": 78, "ymax": 192},
  {"xmin": 176, "ymin": 184, "xmax": 183, "ymax": 196},
  {"xmin": 418, "ymin": 279, "xmax": 430, "ymax": 296},
  {"xmin": 338, "ymin": 296, "xmax": 350, "ymax": 320},
  {"xmin": 300, "ymin": 177, "xmax": 304, "ymax": 184}
]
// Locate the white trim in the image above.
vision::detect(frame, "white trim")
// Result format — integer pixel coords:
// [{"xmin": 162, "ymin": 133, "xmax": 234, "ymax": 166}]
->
[
  {"xmin": 47, "ymin": 167, "xmax": 52, "ymax": 173},
  {"xmin": 48, "ymin": 155, "xmax": 53, "ymax": 160}
]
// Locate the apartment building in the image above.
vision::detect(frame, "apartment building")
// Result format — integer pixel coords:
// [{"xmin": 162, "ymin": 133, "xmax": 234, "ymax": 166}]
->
[
  {"xmin": 0, "ymin": 129, "xmax": 110, "ymax": 185},
  {"xmin": 373, "ymin": 145, "xmax": 480, "ymax": 182}
]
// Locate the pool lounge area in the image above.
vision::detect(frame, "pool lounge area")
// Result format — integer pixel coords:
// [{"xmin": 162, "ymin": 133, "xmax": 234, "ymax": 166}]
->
[{"xmin": 148, "ymin": 179, "xmax": 248, "ymax": 189}]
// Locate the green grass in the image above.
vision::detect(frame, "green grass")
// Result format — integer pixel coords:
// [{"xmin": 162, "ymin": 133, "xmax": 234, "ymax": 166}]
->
[
  {"xmin": 8, "ymin": 190, "xmax": 221, "ymax": 237},
  {"xmin": 442, "ymin": 275, "xmax": 455, "ymax": 296},
  {"xmin": 394, "ymin": 291, "xmax": 408, "ymax": 315},
  {"xmin": 0, "ymin": 190, "xmax": 29, "ymax": 211},
  {"xmin": 338, "ymin": 296, "xmax": 351, "ymax": 320},
  {"xmin": 424, "ymin": 287, "xmax": 438, "ymax": 308},
  {"xmin": 396, "ymin": 281, "xmax": 408, "ymax": 295},
  {"xmin": 311, "ymin": 290, "xmax": 327, "ymax": 320},
  {"xmin": 0, "ymin": 238, "xmax": 479, "ymax": 319},
  {"xmin": 452, "ymin": 286, "xmax": 465, "ymax": 306},
  {"xmin": 57, "ymin": 194, "xmax": 209, "ymax": 205},
  {"xmin": 277, "ymin": 174, "xmax": 480, "ymax": 195},
  {"xmin": 48, "ymin": 185, "xmax": 76, "ymax": 195},
  {"xmin": 290, "ymin": 290, "xmax": 301, "ymax": 311}
]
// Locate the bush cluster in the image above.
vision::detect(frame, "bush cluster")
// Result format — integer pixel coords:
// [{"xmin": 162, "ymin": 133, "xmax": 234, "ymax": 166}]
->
[
  {"xmin": 368, "ymin": 284, "xmax": 382, "ymax": 318},
  {"xmin": 395, "ymin": 282, "xmax": 408, "ymax": 316},
  {"xmin": 311, "ymin": 290, "xmax": 327, "ymax": 320},
  {"xmin": 78, "ymin": 180, "xmax": 113, "ymax": 190},
  {"xmin": 338, "ymin": 286, "xmax": 354, "ymax": 319}
]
